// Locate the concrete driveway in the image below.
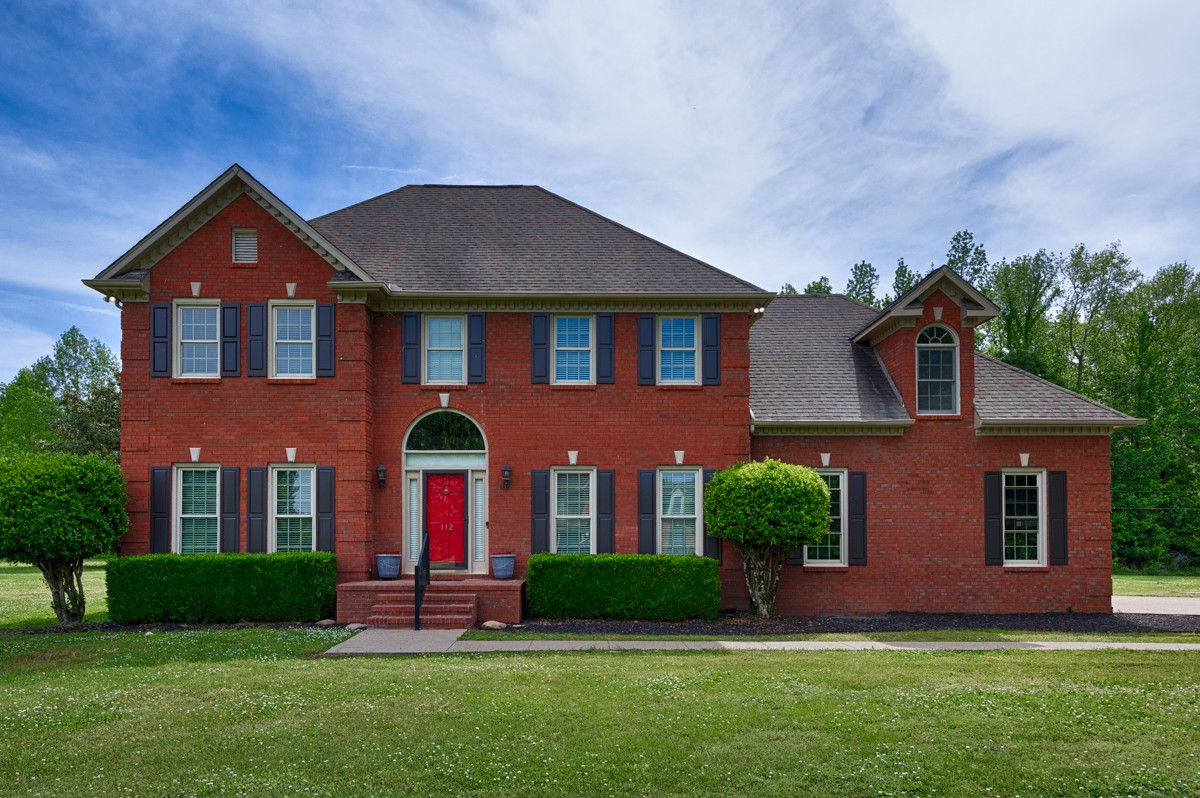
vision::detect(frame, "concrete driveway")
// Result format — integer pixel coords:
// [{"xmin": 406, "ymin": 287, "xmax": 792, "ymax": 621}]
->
[{"xmin": 1113, "ymin": 595, "xmax": 1200, "ymax": 614}]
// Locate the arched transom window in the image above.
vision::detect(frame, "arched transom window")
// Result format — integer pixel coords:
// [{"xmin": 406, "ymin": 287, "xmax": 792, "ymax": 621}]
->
[{"xmin": 916, "ymin": 325, "xmax": 958, "ymax": 414}]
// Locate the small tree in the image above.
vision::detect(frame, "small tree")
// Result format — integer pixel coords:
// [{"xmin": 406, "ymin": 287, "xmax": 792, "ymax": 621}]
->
[
  {"xmin": 704, "ymin": 458, "xmax": 829, "ymax": 618},
  {"xmin": 0, "ymin": 453, "xmax": 127, "ymax": 625}
]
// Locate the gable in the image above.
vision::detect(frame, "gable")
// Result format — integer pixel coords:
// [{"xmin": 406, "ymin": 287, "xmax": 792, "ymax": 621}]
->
[{"xmin": 852, "ymin": 266, "xmax": 999, "ymax": 346}]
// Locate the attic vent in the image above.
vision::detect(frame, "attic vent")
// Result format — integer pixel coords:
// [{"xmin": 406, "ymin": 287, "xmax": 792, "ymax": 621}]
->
[{"xmin": 232, "ymin": 228, "xmax": 258, "ymax": 263}]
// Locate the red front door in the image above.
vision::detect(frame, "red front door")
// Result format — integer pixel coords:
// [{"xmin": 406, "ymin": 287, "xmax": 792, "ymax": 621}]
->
[{"xmin": 425, "ymin": 472, "xmax": 467, "ymax": 568}]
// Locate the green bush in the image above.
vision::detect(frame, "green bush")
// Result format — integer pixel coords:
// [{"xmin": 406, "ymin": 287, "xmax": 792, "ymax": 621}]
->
[
  {"xmin": 106, "ymin": 552, "xmax": 337, "ymax": 624},
  {"xmin": 527, "ymin": 553, "xmax": 720, "ymax": 620},
  {"xmin": 0, "ymin": 452, "xmax": 126, "ymax": 624}
]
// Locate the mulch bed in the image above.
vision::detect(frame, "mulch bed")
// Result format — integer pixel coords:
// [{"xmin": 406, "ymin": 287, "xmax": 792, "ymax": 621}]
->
[{"xmin": 499, "ymin": 610, "xmax": 1200, "ymax": 635}]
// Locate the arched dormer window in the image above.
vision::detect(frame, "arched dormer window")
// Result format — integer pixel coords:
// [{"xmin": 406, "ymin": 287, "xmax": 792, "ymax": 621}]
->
[{"xmin": 916, "ymin": 325, "xmax": 958, "ymax": 414}]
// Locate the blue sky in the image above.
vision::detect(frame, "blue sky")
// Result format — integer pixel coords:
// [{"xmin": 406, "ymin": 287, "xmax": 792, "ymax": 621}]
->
[{"xmin": 2, "ymin": 0, "xmax": 1198, "ymax": 381}]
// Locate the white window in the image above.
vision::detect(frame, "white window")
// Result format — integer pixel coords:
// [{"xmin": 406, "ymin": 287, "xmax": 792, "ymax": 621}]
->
[
  {"xmin": 658, "ymin": 316, "xmax": 698, "ymax": 384},
  {"xmin": 552, "ymin": 315, "xmax": 593, "ymax": 384},
  {"xmin": 1003, "ymin": 470, "xmax": 1045, "ymax": 566},
  {"xmin": 805, "ymin": 469, "xmax": 847, "ymax": 566},
  {"xmin": 425, "ymin": 315, "xmax": 465, "ymax": 384},
  {"xmin": 175, "ymin": 466, "xmax": 219, "ymax": 554},
  {"xmin": 658, "ymin": 468, "xmax": 702, "ymax": 555},
  {"xmin": 271, "ymin": 302, "xmax": 315, "ymax": 378},
  {"xmin": 233, "ymin": 228, "xmax": 257, "ymax": 263},
  {"xmin": 552, "ymin": 468, "xmax": 595, "ymax": 554},
  {"xmin": 271, "ymin": 467, "xmax": 315, "ymax": 552},
  {"xmin": 916, "ymin": 324, "xmax": 958, "ymax": 414},
  {"xmin": 176, "ymin": 302, "xmax": 220, "ymax": 377}
]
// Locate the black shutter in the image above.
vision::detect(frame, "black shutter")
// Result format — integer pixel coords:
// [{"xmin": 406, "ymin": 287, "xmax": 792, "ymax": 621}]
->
[
  {"xmin": 596, "ymin": 314, "xmax": 615, "ymax": 384},
  {"xmin": 316, "ymin": 466, "xmax": 335, "ymax": 552},
  {"xmin": 315, "ymin": 303, "xmax": 336, "ymax": 377},
  {"xmin": 531, "ymin": 313, "xmax": 550, "ymax": 384},
  {"xmin": 150, "ymin": 303, "xmax": 171, "ymax": 377},
  {"xmin": 984, "ymin": 472, "xmax": 1003, "ymax": 565},
  {"xmin": 597, "ymin": 469, "xmax": 615, "ymax": 553},
  {"xmin": 247, "ymin": 467, "xmax": 267, "ymax": 553},
  {"xmin": 531, "ymin": 470, "xmax": 550, "ymax": 552},
  {"xmin": 702, "ymin": 469, "xmax": 721, "ymax": 561},
  {"xmin": 637, "ymin": 315, "xmax": 656, "ymax": 385},
  {"xmin": 1048, "ymin": 471, "xmax": 1068, "ymax": 565},
  {"xmin": 401, "ymin": 312, "xmax": 421, "ymax": 384},
  {"xmin": 150, "ymin": 466, "xmax": 171, "ymax": 553},
  {"xmin": 220, "ymin": 467, "xmax": 240, "ymax": 552},
  {"xmin": 467, "ymin": 313, "xmax": 486, "ymax": 383},
  {"xmin": 701, "ymin": 314, "xmax": 721, "ymax": 386},
  {"xmin": 247, "ymin": 304, "xmax": 267, "ymax": 377},
  {"xmin": 637, "ymin": 469, "xmax": 657, "ymax": 553},
  {"xmin": 219, "ymin": 303, "xmax": 240, "ymax": 377},
  {"xmin": 848, "ymin": 471, "xmax": 867, "ymax": 566}
]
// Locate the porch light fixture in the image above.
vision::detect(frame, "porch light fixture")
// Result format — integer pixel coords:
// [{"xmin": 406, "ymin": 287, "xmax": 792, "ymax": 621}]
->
[
  {"xmin": 501, "ymin": 464, "xmax": 512, "ymax": 489},
  {"xmin": 376, "ymin": 464, "xmax": 387, "ymax": 489}
]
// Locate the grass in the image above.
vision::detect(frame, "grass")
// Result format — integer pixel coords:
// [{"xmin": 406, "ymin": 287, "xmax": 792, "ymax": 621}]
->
[
  {"xmin": 0, "ymin": 561, "xmax": 108, "ymax": 628},
  {"xmin": 462, "ymin": 628, "xmax": 1200, "ymax": 643},
  {"xmin": 1113, "ymin": 573, "xmax": 1200, "ymax": 597},
  {"xmin": 0, "ymin": 631, "xmax": 1198, "ymax": 796}
]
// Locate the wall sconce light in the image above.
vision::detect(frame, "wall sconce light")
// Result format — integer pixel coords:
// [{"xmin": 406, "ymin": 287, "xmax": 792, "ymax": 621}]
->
[
  {"xmin": 376, "ymin": 464, "xmax": 387, "ymax": 489},
  {"xmin": 501, "ymin": 464, "xmax": 512, "ymax": 490}
]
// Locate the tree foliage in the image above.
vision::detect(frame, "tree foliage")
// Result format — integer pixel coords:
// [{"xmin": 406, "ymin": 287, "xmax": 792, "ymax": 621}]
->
[
  {"xmin": 704, "ymin": 459, "xmax": 829, "ymax": 617},
  {"xmin": 803, "ymin": 276, "xmax": 833, "ymax": 295},
  {"xmin": 779, "ymin": 282, "xmax": 799, "ymax": 295},
  {"xmin": 891, "ymin": 257, "xmax": 920, "ymax": 299},
  {"xmin": 0, "ymin": 453, "xmax": 127, "ymax": 625},
  {"xmin": 845, "ymin": 260, "xmax": 881, "ymax": 308},
  {"xmin": 0, "ymin": 327, "xmax": 120, "ymax": 460}
]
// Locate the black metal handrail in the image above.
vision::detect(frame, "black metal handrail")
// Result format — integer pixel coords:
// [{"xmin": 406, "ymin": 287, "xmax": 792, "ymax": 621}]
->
[{"xmin": 414, "ymin": 531, "xmax": 431, "ymax": 631}]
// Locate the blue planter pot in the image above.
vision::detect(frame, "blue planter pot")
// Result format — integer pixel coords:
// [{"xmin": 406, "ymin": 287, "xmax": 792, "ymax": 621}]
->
[
  {"xmin": 376, "ymin": 553, "xmax": 401, "ymax": 580},
  {"xmin": 491, "ymin": 554, "xmax": 515, "ymax": 580}
]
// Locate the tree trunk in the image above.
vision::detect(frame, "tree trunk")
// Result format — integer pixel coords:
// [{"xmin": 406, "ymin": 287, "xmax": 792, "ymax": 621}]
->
[
  {"xmin": 738, "ymin": 543, "xmax": 786, "ymax": 618},
  {"xmin": 35, "ymin": 558, "xmax": 86, "ymax": 626}
]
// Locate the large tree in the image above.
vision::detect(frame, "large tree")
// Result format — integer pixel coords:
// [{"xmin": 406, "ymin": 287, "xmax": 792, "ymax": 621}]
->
[
  {"xmin": 803, "ymin": 276, "xmax": 833, "ymax": 295},
  {"xmin": 989, "ymin": 250, "xmax": 1062, "ymax": 381},
  {"xmin": 945, "ymin": 230, "xmax": 992, "ymax": 290},
  {"xmin": 0, "ymin": 327, "xmax": 120, "ymax": 460},
  {"xmin": 845, "ymin": 260, "xmax": 881, "ymax": 307},
  {"xmin": 1060, "ymin": 243, "xmax": 1138, "ymax": 393}
]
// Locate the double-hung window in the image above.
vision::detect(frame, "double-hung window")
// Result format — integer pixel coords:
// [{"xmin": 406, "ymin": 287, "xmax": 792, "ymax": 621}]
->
[
  {"xmin": 176, "ymin": 302, "xmax": 219, "ymax": 377},
  {"xmin": 658, "ymin": 317, "xmax": 698, "ymax": 384},
  {"xmin": 176, "ymin": 466, "xmax": 219, "ymax": 553},
  {"xmin": 425, "ymin": 316, "xmax": 465, "ymax": 384},
  {"xmin": 272, "ymin": 467, "xmax": 315, "ymax": 552},
  {"xmin": 1003, "ymin": 470, "xmax": 1045, "ymax": 565},
  {"xmin": 271, "ymin": 302, "xmax": 315, "ymax": 378},
  {"xmin": 916, "ymin": 325, "xmax": 958, "ymax": 414},
  {"xmin": 805, "ymin": 470, "xmax": 847, "ymax": 565},
  {"xmin": 552, "ymin": 469, "xmax": 595, "ymax": 554},
  {"xmin": 659, "ymin": 468, "xmax": 702, "ymax": 555},
  {"xmin": 553, "ymin": 316, "xmax": 593, "ymax": 383}
]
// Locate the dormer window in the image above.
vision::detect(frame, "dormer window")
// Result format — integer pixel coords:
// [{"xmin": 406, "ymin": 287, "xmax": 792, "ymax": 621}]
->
[
  {"xmin": 232, "ymin": 228, "xmax": 257, "ymax": 263},
  {"xmin": 916, "ymin": 324, "xmax": 958, "ymax": 414}
]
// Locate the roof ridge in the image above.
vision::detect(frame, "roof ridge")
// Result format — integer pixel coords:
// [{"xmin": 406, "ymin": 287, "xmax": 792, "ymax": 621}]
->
[
  {"xmin": 974, "ymin": 353, "xmax": 1136, "ymax": 419},
  {"xmin": 529, "ymin": 186, "xmax": 769, "ymax": 295}
]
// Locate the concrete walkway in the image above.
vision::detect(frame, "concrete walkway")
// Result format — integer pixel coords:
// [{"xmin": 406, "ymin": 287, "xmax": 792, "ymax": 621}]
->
[
  {"xmin": 325, "ymin": 629, "xmax": 1200, "ymax": 656},
  {"xmin": 1113, "ymin": 595, "xmax": 1200, "ymax": 614}
]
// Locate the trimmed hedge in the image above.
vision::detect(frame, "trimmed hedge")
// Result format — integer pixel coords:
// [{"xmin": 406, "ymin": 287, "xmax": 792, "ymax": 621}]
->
[
  {"xmin": 527, "ymin": 553, "xmax": 720, "ymax": 620},
  {"xmin": 106, "ymin": 552, "xmax": 337, "ymax": 624}
]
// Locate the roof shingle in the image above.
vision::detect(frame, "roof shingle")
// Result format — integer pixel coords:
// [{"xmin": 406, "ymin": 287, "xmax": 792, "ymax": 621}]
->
[
  {"xmin": 308, "ymin": 185, "xmax": 767, "ymax": 295},
  {"xmin": 973, "ymin": 355, "xmax": 1137, "ymax": 424}
]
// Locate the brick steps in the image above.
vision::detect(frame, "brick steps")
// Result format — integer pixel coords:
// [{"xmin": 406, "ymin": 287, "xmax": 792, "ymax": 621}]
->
[{"xmin": 366, "ymin": 587, "xmax": 479, "ymax": 629}]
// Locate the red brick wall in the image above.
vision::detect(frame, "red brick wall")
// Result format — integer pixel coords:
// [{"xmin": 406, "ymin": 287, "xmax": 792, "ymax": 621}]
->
[
  {"xmin": 118, "ymin": 192, "xmax": 752, "ymax": 585},
  {"xmin": 741, "ymin": 290, "xmax": 1113, "ymax": 614},
  {"xmin": 119, "ymin": 194, "xmax": 375, "ymax": 583}
]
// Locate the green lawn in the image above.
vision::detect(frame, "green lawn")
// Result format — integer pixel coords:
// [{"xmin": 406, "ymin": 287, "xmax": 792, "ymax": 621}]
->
[
  {"xmin": 463, "ymin": 628, "xmax": 1200, "ymax": 643},
  {"xmin": 0, "ymin": 561, "xmax": 108, "ymax": 628},
  {"xmin": 1113, "ymin": 573, "xmax": 1200, "ymax": 597},
  {"xmin": 0, "ymin": 631, "xmax": 1198, "ymax": 796}
]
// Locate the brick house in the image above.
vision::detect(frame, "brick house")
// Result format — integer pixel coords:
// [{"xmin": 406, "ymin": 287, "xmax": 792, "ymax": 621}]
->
[{"xmin": 85, "ymin": 165, "xmax": 1138, "ymax": 624}]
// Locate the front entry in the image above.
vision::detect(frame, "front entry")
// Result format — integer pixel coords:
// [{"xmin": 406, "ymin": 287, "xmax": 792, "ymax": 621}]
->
[{"xmin": 424, "ymin": 471, "xmax": 467, "ymax": 569}]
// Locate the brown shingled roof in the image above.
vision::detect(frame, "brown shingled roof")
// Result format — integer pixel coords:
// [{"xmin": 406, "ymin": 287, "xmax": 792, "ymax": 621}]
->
[
  {"xmin": 308, "ymin": 185, "xmax": 768, "ymax": 296},
  {"xmin": 973, "ymin": 354, "xmax": 1140, "ymax": 426},
  {"xmin": 750, "ymin": 294, "xmax": 909, "ymax": 423}
]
